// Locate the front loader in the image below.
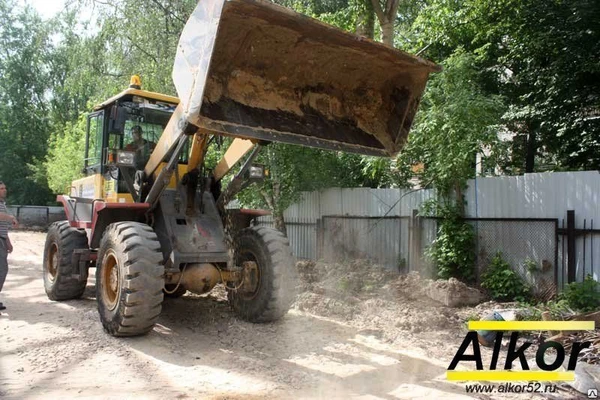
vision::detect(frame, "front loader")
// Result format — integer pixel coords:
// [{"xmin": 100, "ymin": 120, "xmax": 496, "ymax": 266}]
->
[{"xmin": 43, "ymin": 0, "xmax": 439, "ymax": 336}]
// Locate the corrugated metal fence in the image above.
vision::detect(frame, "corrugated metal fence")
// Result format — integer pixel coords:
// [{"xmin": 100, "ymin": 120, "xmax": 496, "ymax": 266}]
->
[
  {"xmin": 7, "ymin": 206, "xmax": 65, "ymax": 228},
  {"xmin": 319, "ymin": 216, "xmax": 410, "ymax": 271},
  {"xmin": 257, "ymin": 188, "xmax": 437, "ymax": 275},
  {"xmin": 5, "ymin": 172, "xmax": 598, "ymax": 291},
  {"xmin": 257, "ymin": 171, "xmax": 600, "ymax": 291},
  {"xmin": 466, "ymin": 171, "xmax": 600, "ymax": 290}
]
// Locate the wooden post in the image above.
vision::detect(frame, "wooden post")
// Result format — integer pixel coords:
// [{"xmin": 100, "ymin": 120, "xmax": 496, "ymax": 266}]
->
[{"xmin": 567, "ymin": 210, "xmax": 576, "ymax": 284}]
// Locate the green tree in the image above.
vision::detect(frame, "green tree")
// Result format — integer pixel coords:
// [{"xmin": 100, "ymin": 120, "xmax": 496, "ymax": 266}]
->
[
  {"xmin": 0, "ymin": 1, "xmax": 55, "ymax": 204},
  {"xmin": 47, "ymin": 10, "xmax": 122, "ymax": 125},
  {"xmin": 396, "ymin": 50, "xmax": 505, "ymax": 200},
  {"xmin": 46, "ymin": 116, "xmax": 87, "ymax": 194},
  {"xmin": 407, "ymin": 0, "xmax": 600, "ymax": 172},
  {"xmin": 395, "ymin": 50, "xmax": 505, "ymax": 281},
  {"xmin": 85, "ymin": 0, "xmax": 197, "ymax": 94},
  {"xmin": 238, "ymin": 145, "xmax": 373, "ymax": 235}
]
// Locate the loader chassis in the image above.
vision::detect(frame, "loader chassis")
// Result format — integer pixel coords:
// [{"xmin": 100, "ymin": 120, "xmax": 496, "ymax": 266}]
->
[
  {"xmin": 44, "ymin": 0, "xmax": 438, "ymax": 337},
  {"xmin": 46, "ymin": 84, "xmax": 289, "ymax": 336}
]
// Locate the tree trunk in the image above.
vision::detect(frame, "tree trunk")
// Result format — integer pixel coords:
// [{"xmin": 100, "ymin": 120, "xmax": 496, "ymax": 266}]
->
[
  {"xmin": 356, "ymin": 0, "xmax": 375, "ymax": 39},
  {"xmin": 525, "ymin": 130, "xmax": 536, "ymax": 173},
  {"xmin": 371, "ymin": 0, "xmax": 400, "ymax": 47},
  {"xmin": 260, "ymin": 183, "xmax": 287, "ymax": 237},
  {"xmin": 271, "ymin": 181, "xmax": 287, "ymax": 236},
  {"xmin": 381, "ymin": 20, "xmax": 394, "ymax": 47},
  {"xmin": 273, "ymin": 209, "xmax": 287, "ymax": 237}
]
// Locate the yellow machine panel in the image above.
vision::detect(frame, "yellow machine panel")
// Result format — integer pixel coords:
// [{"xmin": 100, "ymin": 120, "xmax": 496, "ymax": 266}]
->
[
  {"xmin": 105, "ymin": 192, "xmax": 135, "ymax": 203},
  {"xmin": 71, "ymin": 175, "xmax": 134, "ymax": 203},
  {"xmin": 71, "ymin": 174, "xmax": 104, "ymax": 199},
  {"xmin": 70, "ymin": 165, "xmax": 185, "ymax": 204},
  {"xmin": 152, "ymin": 163, "xmax": 190, "ymax": 189}
]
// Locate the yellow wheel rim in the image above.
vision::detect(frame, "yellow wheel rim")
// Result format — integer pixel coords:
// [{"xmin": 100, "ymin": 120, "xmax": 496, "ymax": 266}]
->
[
  {"xmin": 47, "ymin": 243, "xmax": 59, "ymax": 281},
  {"xmin": 239, "ymin": 251, "xmax": 261, "ymax": 300},
  {"xmin": 102, "ymin": 250, "xmax": 120, "ymax": 310}
]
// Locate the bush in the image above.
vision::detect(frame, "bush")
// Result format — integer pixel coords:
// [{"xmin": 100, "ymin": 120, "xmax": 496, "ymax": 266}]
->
[
  {"xmin": 424, "ymin": 203, "xmax": 476, "ymax": 282},
  {"xmin": 481, "ymin": 253, "xmax": 531, "ymax": 302},
  {"xmin": 519, "ymin": 299, "xmax": 574, "ymax": 321},
  {"xmin": 560, "ymin": 275, "xmax": 600, "ymax": 312},
  {"xmin": 523, "ymin": 258, "xmax": 539, "ymax": 273},
  {"xmin": 46, "ymin": 115, "xmax": 86, "ymax": 194}
]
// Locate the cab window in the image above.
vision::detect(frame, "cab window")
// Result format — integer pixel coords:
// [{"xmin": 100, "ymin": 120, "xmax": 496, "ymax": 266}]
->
[{"xmin": 85, "ymin": 111, "xmax": 104, "ymax": 173}]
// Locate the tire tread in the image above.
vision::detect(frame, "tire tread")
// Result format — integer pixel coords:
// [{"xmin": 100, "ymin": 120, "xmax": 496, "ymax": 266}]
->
[{"xmin": 96, "ymin": 222, "xmax": 164, "ymax": 337}]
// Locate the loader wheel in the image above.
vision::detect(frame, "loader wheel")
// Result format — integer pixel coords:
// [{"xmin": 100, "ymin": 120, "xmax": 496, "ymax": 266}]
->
[
  {"xmin": 227, "ymin": 227, "xmax": 298, "ymax": 322},
  {"xmin": 96, "ymin": 222, "xmax": 164, "ymax": 337},
  {"xmin": 43, "ymin": 221, "xmax": 89, "ymax": 301}
]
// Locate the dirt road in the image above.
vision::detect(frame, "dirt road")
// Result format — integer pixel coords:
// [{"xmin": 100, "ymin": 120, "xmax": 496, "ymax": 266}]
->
[{"xmin": 0, "ymin": 231, "xmax": 571, "ymax": 399}]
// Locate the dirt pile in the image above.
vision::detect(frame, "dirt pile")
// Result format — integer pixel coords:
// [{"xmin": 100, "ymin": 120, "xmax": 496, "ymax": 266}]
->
[
  {"xmin": 296, "ymin": 259, "xmax": 398, "ymax": 296},
  {"xmin": 565, "ymin": 331, "xmax": 600, "ymax": 365},
  {"xmin": 422, "ymin": 277, "xmax": 486, "ymax": 307},
  {"xmin": 295, "ymin": 259, "xmax": 400, "ymax": 320},
  {"xmin": 293, "ymin": 260, "xmax": 474, "ymax": 339}
]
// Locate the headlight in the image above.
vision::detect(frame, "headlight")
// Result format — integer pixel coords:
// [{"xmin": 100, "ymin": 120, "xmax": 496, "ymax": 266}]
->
[
  {"xmin": 248, "ymin": 165, "xmax": 265, "ymax": 180},
  {"xmin": 116, "ymin": 151, "xmax": 136, "ymax": 166}
]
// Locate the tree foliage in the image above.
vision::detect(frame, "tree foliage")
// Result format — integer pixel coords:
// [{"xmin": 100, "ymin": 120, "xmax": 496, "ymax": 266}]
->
[
  {"xmin": 396, "ymin": 50, "xmax": 505, "ymax": 198},
  {"xmin": 46, "ymin": 116, "xmax": 87, "ymax": 194},
  {"xmin": 407, "ymin": 0, "xmax": 600, "ymax": 172},
  {"xmin": 237, "ymin": 145, "xmax": 377, "ymax": 234},
  {"xmin": 1, "ymin": 0, "xmax": 598, "ymax": 218},
  {"xmin": 424, "ymin": 201, "xmax": 476, "ymax": 282},
  {"xmin": 84, "ymin": 0, "xmax": 197, "ymax": 94},
  {"xmin": 394, "ymin": 49, "xmax": 504, "ymax": 280},
  {"xmin": 0, "ymin": 1, "xmax": 55, "ymax": 204}
]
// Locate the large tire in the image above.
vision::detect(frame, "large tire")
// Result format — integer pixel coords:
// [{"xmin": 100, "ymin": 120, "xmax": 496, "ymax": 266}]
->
[
  {"xmin": 228, "ymin": 226, "xmax": 298, "ymax": 322},
  {"xmin": 96, "ymin": 222, "xmax": 164, "ymax": 337},
  {"xmin": 43, "ymin": 221, "xmax": 89, "ymax": 301}
]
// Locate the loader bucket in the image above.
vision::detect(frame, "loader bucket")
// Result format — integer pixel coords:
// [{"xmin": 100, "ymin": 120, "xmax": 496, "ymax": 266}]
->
[{"xmin": 173, "ymin": 0, "xmax": 440, "ymax": 157}]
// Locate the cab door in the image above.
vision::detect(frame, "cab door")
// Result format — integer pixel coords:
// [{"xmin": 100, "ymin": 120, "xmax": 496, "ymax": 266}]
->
[{"xmin": 84, "ymin": 110, "xmax": 106, "ymax": 176}]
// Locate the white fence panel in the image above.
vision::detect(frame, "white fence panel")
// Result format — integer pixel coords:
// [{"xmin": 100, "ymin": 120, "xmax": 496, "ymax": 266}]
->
[
  {"xmin": 256, "ymin": 171, "xmax": 600, "ymax": 284},
  {"xmin": 466, "ymin": 171, "xmax": 600, "ymax": 221}
]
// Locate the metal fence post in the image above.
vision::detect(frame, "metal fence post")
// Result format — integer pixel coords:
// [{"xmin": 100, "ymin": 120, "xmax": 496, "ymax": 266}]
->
[
  {"xmin": 410, "ymin": 209, "xmax": 421, "ymax": 273},
  {"xmin": 316, "ymin": 218, "xmax": 323, "ymax": 261},
  {"xmin": 567, "ymin": 210, "xmax": 576, "ymax": 283}
]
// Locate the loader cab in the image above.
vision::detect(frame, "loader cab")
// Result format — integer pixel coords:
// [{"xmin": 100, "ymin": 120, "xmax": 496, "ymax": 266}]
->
[{"xmin": 82, "ymin": 77, "xmax": 181, "ymax": 202}]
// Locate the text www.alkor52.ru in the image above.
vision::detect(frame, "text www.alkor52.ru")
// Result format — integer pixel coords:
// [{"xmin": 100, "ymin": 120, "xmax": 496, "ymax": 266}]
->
[{"xmin": 465, "ymin": 382, "xmax": 558, "ymax": 394}]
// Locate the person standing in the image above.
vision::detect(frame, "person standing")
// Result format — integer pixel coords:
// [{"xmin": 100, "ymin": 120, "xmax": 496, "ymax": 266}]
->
[{"xmin": 0, "ymin": 181, "xmax": 18, "ymax": 311}]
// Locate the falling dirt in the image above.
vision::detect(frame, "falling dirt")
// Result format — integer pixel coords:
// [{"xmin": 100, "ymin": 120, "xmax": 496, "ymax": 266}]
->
[{"xmin": 0, "ymin": 232, "xmax": 589, "ymax": 399}]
